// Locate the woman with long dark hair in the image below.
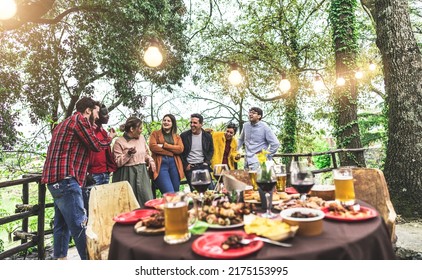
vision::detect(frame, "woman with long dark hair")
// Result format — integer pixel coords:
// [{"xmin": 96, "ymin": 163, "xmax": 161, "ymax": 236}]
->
[{"xmin": 149, "ymin": 114, "xmax": 185, "ymax": 194}]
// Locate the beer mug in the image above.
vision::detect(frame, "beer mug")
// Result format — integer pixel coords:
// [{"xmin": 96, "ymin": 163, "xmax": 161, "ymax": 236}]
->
[
  {"xmin": 333, "ymin": 167, "xmax": 355, "ymax": 206},
  {"xmin": 248, "ymin": 170, "xmax": 258, "ymax": 191},
  {"xmin": 273, "ymin": 164, "xmax": 287, "ymax": 192},
  {"xmin": 163, "ymin": 192, "xmax": 197, "ymax": 244}
]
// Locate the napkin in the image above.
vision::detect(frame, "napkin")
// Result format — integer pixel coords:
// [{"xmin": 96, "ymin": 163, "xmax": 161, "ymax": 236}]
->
[{"xmin": 189, "ymin": 220, "xmax": 209, "ymax": 235}]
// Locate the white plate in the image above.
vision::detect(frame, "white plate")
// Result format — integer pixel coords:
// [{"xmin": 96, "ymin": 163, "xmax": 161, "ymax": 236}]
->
[{"xmin": 206, "ymin": 222, "xmax": 244, "ymax": 229}]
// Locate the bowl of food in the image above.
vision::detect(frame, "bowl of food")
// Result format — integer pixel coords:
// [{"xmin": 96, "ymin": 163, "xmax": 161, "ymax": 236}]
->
[
  {"xmin": 280, "ymin": 207, "xmax": 325, "ymax": 236},
  {"xmin": 310, "ymin": 184, "xmax": 335, "ymax": 201}
]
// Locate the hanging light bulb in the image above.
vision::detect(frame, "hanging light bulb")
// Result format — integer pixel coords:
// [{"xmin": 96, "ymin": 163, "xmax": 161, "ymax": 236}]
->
[
  {"xmin": 143, "ymin": 40, "xmax": 163, "ymax": 68},
  {"xmin": 279, "ymin": 72, "xmax": 291, "ymax": 92},
  {"xmin": 313, "ymin": 75, "xmax": 324, "ymax": 92},
  {"xmin": 228, "ymin": 64, "xmax": 243, "ymax": 86},
  {"xmin": 355, "ymin": 69, "xmax": 363, "ymax": 79},
  {"xmin": 336, "ymin": 76, "xmax": 346, "ymax": 86},
  {"xmin": 368, "ymin": 61, "xmax": 376, "ymax": 71},
  {"xmin": 0, "ymin": 0, "xmax": 17, "ymax": 20}
]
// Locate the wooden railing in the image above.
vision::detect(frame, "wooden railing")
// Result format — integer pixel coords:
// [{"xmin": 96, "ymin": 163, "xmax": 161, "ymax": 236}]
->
[
  {"xmin": 0, "ymin": 148, "xmax": 366, "ymax": 259},
  {"xmin": 0, "ymin": 174, "xmax": 47, "ymax": 260}
]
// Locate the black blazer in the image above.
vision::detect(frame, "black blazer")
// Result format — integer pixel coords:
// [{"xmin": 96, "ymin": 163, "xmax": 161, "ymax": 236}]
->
[{"xmin": 180, "ymin": 129, "xmax": 214, "ymax": 170}]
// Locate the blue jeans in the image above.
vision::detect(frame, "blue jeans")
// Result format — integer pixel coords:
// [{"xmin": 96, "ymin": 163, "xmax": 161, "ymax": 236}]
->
[
  {"xmin": 83, "ymin": 172, "xmax": 110, "ymax": 213},
  {"xmin": 154, "ymin": 156, "xmax": 180, "ymax": 194},
  {"xmin": 92, "ymin": 172, "xmax": 110, "ymax": 185},
  {"xmin": 47, "ymin": 177, "xmax": 87, "ymax": 260}
]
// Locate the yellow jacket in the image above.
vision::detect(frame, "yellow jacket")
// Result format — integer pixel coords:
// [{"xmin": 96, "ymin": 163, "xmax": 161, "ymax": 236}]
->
[{"xmin": 210, "ymin": 131, "xmax": 239, "ymax": 170}]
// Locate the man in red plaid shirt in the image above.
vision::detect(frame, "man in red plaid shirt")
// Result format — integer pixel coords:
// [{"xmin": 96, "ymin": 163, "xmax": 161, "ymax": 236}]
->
[{"xmin": 41, "ymin": 97, "xmax": 116, "ymax": 260}]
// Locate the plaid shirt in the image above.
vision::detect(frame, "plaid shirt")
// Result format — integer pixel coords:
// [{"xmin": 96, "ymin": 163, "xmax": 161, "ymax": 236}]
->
[{"xmin": 41, "ymin": 112, "xmax": 112, "ymax": 187}]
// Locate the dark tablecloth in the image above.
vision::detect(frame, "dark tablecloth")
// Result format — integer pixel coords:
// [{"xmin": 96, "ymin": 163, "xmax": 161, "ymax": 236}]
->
[{"xmin": 108, "ymin": 201, "xmax": 396, "ymax": 260}]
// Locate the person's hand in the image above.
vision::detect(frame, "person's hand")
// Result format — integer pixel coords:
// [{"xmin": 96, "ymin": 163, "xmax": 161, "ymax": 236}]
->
[
  {"xmin": 149, "ymin": 161, "xmax": 156, "ymax": 173},
  {"xmin": 109, "ymin": 127, "xmax": 117, "ymax": 138},
  {"xmin": 128, "ymin": 147, "xmax": 137, "ymax": 155}
]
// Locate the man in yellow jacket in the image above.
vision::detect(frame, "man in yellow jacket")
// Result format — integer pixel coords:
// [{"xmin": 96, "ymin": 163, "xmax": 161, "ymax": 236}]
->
[{"xmin": 209, "ymin": 123, "xmax": 240, "ymax": 170}]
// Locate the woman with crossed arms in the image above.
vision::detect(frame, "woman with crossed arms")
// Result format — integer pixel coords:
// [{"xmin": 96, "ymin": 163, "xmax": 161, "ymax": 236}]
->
[{"xmin": 149, "ymin": 114, "xmax": 185, "ymax": 194}]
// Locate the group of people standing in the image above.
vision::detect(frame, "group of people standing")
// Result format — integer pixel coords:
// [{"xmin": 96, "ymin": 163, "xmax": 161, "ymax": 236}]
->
[{"xmin": 41, "ymin": 95, "xmax": 280, "ymax": 260}]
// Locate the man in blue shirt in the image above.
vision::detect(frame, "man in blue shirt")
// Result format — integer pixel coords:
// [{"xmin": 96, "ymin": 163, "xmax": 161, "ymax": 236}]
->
[
  {"xmin": 237, "ymin": 107, "xmax": 280, "ymax": 170},
  {"xmin": 237, "ymin": 107, "xmax": 280, "ymax": 209}
]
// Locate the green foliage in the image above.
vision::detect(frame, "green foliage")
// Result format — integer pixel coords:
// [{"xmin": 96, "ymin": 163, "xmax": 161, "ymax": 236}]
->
[
  {"xmin": 0, "ymin": 0, "xmax": 190, "ymax": 142},
  {"xmin": 357, "ymin": 112, "xmax": 386, "ymax": 147}
]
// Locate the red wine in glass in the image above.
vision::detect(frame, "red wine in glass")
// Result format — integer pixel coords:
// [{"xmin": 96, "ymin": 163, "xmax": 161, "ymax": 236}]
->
[
  {"xmin": 291, "ymin": 182, "xmax": 314, "ymax": 201},
  {"xmin": 191, "ymin": 182, "xmax": 210, "ymax": 194},
  {"xmin": 257, "ymin": 181, "xmax": 277, "ymax": 218},
  {"xmin": 257, "ymin": 181, "xmax": 276, "ymax": 192}
]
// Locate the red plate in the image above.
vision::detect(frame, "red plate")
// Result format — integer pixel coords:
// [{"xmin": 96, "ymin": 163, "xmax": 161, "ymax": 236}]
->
[
  {"xmin": 192, "ymin": 231, "xmax": 263, "ymax": 259},
  {"xmin": 285, "ymin": 187, "xmax": 298, "ymax": 194},
  {"xmin": 113, "ymin": 209, "xmax": 160, "ymax": 224},
  {"xmin": 144, "ymin": 198, "xmax": 165, "ymax": 208},
  {"xmin": 321, "ymin": 206, "xmax": 378, "ymax": 222}
]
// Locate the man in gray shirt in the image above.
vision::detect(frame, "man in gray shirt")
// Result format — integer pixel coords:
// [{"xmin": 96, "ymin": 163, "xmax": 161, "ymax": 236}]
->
[
  {"xmin": 180, "ymin": 113, "xmax": 214, "ymax": 191},
  {"xmin": 237, "ymin": 107, "xmax": 280, "ymax": 208}
]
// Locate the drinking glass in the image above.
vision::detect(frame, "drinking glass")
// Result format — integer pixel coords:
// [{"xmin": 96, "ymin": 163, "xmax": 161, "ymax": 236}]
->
[
  {"xmin": 163, "ymin": 192, "xmax": 197, "ymax": 244},
  {"xmin": 248, "ymin": 169, "xmax": 259, "ymax": 191},
  {"xmin": 290, "ymin": 161, "xmax": 315, "ymax": 202},
  {"xmin": 256, "ymin": 166, "xmax": 277, "ymax": 218},
  {"xmin": 191, "ymin": 169, "xmax": 212, "ymax": 202},
  {"xmin": 273, "ymin": 164, "xmax": 287, "ymax": 192},
  {"xmin": 333, "ymin": 167, "xmax": 355, "ymax": 206},
  {"xmin": 213, "ymin": 164, "xmax": 229, "ymax": 192}
]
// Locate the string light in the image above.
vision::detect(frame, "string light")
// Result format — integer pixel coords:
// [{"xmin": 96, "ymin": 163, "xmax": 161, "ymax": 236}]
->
[
  {"xmin": 0, "ymin": 0, "xmax": 17, "ymax": 20},
  {"xmin": 355, "ymin": 69, "xmax": 363, "ymax": 79},
  {"xmin": 279, "ymin": 72, "xmax": 291, "ymax": 92},
  {"xmin": 313, "ymin": 75, "xmax": 325, "ymax": 92},
  {"xmin": 143, "ymin": 39, "xmax": 163, "ymax": 68},
  {"xmin": 336, "ymin": 76, "xmax": 346, "ymax": 86},
  {"xmin": 368, "ymin": 61, "xmax": 376, "ymax": 71},
  {"xmin": 228, "ymin": 64, "xmax": 243, "ymax": 86},
  {"xmin": 224, "ymin": 61, "xmax": 377, "ymax": 91}
]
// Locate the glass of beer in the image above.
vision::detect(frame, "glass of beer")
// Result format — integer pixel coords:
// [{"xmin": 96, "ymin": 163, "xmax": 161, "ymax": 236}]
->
[
  {"xmin": 273, "ymin": 164, "xmax": 287, "ymax": 192},
  {"xmin": 248, "ymin": 170, "xmax": 258, "ymax": 191},
  {"xmin": 163, "ymin": 192, "xmax": 195, "ymax": 244},
  {"xmin": 333, "ymin": 167, "xmax": 355, "ymax": 206}
]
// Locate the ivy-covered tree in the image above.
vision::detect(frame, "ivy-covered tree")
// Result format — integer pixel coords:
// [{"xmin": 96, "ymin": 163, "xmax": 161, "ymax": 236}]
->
[
  {"xmin": 361, "ymin": 0, "xmax": 422, "ymax": 218},
  {"xmin": 329, "ymin": 0, "xmax": 366, "ymax": 167}
]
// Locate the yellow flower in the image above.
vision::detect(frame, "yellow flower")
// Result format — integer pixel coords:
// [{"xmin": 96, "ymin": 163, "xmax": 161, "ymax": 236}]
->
[
  {"xmin": 257, "ymin": 149, "xmax": 272, "ymax": 182},
  {"xmin": 257, "ymin": 149, "xmax": 270, "ymax": 164}
]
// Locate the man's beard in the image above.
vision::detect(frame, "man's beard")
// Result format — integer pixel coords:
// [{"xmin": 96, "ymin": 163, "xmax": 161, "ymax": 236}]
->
[{"xmin": 89, "ymin": 113, "xmax": 95, "ymax": 125}]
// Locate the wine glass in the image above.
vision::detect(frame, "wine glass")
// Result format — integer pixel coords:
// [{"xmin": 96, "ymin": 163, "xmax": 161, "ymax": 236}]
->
[
  {"xmin": 190, "ymin": 169, "xmax": 212, "ymax": 202},
  {"xmin": 256, "ymin": 166, "xmax": 277, "ymax": 218},
  {"xmin": 290, "ymin": 161, "xmax": 315, "ymax": 202},
  {"xmin": 213, "ymin": 164, "xmax": 229, "ymax": 192}
]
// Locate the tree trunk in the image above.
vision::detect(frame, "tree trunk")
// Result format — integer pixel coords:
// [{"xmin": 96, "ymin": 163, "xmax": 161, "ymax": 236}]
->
[
  {"xmin": 372, "ymin": 0, "xmax": 422, "ymax": 218},
  {"xmin": 330, "ymin": 0, "xmax": 366, "ymax": 167}
]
